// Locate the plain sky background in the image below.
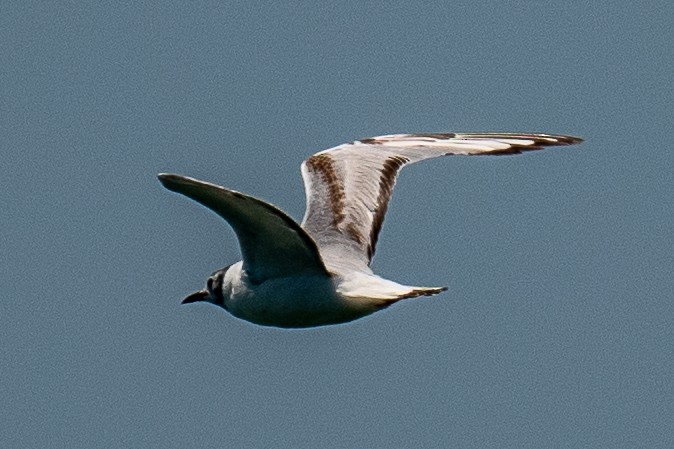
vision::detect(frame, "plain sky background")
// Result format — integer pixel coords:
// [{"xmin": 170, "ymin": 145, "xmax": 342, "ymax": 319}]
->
[{"xmin": 1, "ymin": 2, "xmax": 673, "ymax": 448}]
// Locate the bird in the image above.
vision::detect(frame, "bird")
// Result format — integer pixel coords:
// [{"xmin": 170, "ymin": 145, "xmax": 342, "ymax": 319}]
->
[{"xmin": 159, "ymin": 132, "xmax": 582, "ymax": 328}]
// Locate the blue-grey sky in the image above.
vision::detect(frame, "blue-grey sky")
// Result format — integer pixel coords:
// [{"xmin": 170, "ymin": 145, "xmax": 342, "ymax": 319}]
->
[{"xmin": 2, "ymin": 2, "xmax": 673, "ymax": 448}]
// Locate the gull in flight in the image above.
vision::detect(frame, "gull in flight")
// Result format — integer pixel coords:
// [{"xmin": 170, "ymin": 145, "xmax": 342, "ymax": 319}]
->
[{"xmin": 159, "ymin": 132, "xmax": 581, "ymax": 328}]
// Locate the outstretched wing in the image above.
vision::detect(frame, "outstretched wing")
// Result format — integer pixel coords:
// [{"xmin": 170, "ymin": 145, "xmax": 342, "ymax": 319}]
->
[
  {"xmin": 300, "ymin": 133, "xmax": 582, "ymax": 272},
  {"xmin": 159, "ymin": 174, "xmax": 328, "ymax": 284}
]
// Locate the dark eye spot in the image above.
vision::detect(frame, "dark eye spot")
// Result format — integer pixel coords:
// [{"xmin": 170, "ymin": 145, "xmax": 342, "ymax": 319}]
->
[{"xmin": 213, "ymin": 272, "xmax": 224, "ymax": 299}]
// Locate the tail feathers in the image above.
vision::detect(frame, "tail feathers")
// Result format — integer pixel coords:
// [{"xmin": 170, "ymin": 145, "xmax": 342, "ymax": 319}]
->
[
  {"xmin": 370, "ymin": 286, "xmax": 447, "ymax": 310},
  {"xmin": 337, "ymin": 273, "xmax": 447, "ymax": 307},
  {"xmin": 395, "ymin": 286, "xmax": 448, "ymax": 300}
]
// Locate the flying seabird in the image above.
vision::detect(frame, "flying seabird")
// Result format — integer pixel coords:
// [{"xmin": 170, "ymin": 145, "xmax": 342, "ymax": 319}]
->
[{"xmin": 159, "ymin": 132, "xmax": 582, "ymax": 328}]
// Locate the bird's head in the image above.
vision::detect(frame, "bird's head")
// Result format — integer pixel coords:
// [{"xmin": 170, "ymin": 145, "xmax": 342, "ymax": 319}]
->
[{"xmin": 181, "ymin": 264, "xmax": 232, "ymax": 308}]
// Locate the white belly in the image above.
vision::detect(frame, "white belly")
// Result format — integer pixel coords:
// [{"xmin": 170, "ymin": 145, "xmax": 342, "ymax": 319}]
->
[{"xmin": 224, "ymin": 273, "xmax": 375, "ymax": 328}]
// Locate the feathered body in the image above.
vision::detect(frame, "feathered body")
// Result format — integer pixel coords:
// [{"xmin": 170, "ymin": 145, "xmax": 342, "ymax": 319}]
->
[{"xmin": 160, "ymin": 132, "xmax": 581, "ymax": 328}]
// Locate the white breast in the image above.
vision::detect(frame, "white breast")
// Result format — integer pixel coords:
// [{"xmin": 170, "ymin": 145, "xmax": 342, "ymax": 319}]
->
[{"xmin": 221, "ymin": 263, "xmax": 371, "ymax": 328}]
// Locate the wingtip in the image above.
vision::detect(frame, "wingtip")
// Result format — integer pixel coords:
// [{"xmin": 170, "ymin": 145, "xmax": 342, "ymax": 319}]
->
[
  {"xmin": 157, "ymin": 172, "xmax": 177, "ymax": 182},
  {"xmin": 157, "ymin": 173, "xmax": 188, "ymax": 191},
  {"xmin": 558, "ymin": 135, "xmax": 584, "ymax": 145}
]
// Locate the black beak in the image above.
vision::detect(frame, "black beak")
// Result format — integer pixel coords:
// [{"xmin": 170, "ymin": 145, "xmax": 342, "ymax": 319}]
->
[{"xmin": 182, "ymin": 289, "xmax": 209, "ymax": 304}]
